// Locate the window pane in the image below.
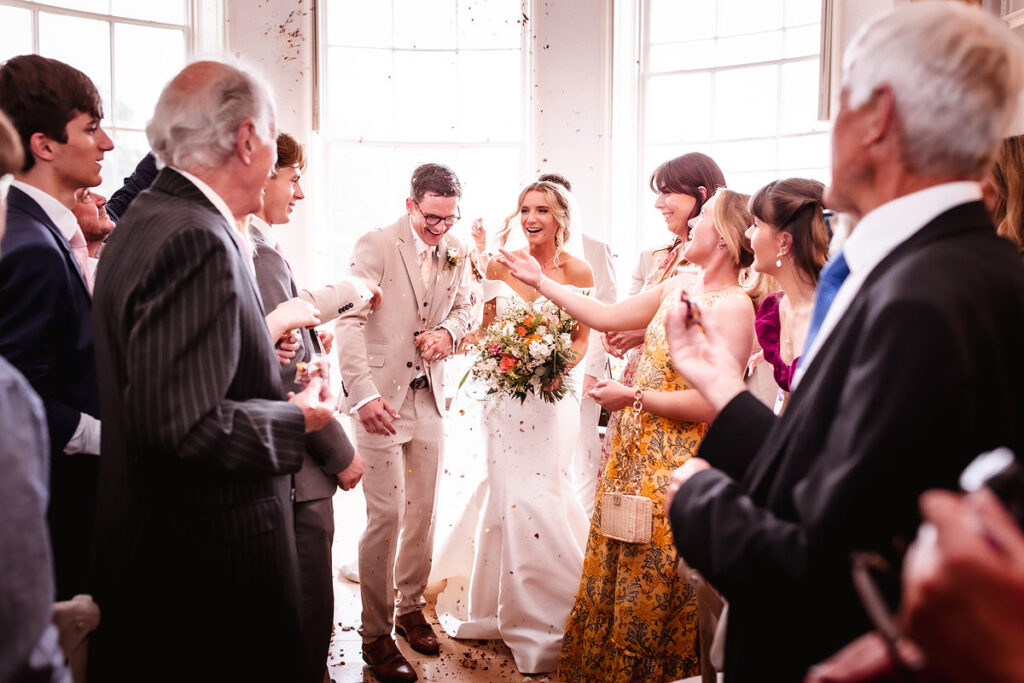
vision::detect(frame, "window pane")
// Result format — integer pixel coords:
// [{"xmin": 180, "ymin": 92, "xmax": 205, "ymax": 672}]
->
[
  {"xmin": 714, "ymin": 65, "xmax": 777, "ymax": 140},
  {"xmin": 452, "ymin": 146, "xmax": 520, "ymax": 238},
  {"xmin": 649, "ymin": 39, "xmax": 715, "ymax": 73},
  {"xmin": 786, "ymin": 0, "xmax": 821, "ymax": 26},
  {"xmin": 711, "ymin": 138, "xmax": 776, "ymax": 175},
  {"xmin": 784, "ymin": 24, "xmax": 819, "ymax": 58},
  {"xmin": 718, "ymin": 0, "xmax": 783, "ymax": 37},
  {"xmin": 326, "ymin": 0, "xmax": 393, "ymax": 47},
  {"xmin": 113, "ymin": 24, "xmax": 184, "ymax": 128},
  {"xmin": 393, "ymin": 50, "xmax": 457, "ymax": 141},
  {"xmin": 457, "ymin": 50, "xmax": 520, "ymax": 142},
  {"xmin": 649, "ymin": 0, "xmax": 715, "ymax": 43},
  {"xmin": 38, "ymin": 12, "xmax": 112, "ymax": 113},
  {"xmin": 35, "ymin": 0, "xmax": 109, "ymax": 13},
  {"xmin": 326, "ymin": 47, "xmax": 395, "ymax": 139},
  {"xmin": 457, "ymin": 0, "xmax": 521, "ymax": 50},
  {"xmin": 95, "ymin": 129, "xmax": 148, "ymax": 199},
  {"xmin": 779, "ymin": 59, "xmax": 820, "ymax": 134},
  {"xmin": 110, "ymin": 0, "xmax": 185, "ymax": 24},
  {"xmin": 777, "ymin": 133, "xmax": 829, "ymax": 171},
  {"xmin": 0, "ymin": 5, "xmax": 32, "ymax": 62},
  {"xmin": 716, "ymin": 31, "xmax": 782, "ymax": 67},
  {"xmin": 646, "ymin": 72, "xmax": 712, "ymax": 143},
  {"xmin": 727, "ymin": 170, "xmax": 780, "ymax": 195},
  {"xmin": 393, "ymin": 0, "xmax": 456, "ymax": 50}
]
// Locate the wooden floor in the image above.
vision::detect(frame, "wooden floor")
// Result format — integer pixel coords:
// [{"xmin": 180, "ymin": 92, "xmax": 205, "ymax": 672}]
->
[{"xmin": 326, "ymin": 482, "xmax": 560, "ymax": 683}]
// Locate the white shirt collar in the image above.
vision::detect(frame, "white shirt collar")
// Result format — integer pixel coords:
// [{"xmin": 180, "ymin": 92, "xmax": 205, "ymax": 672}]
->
[
  {"xmin": 842, "ymin": 181, "xmax": 982, "ymax": 276},
  {"xmin": 173, "ymin": 167, "xmax": 256, "ymax": 277},
  {"xmin": 10, "ymin": 180, "xmax": 78, "ymax": 242},
  {"xmin": 793, "ymin": 180, "xmax": 982, "ymax": 388},
  {"xmin": 408, "ymin": 218, "xmax": 432, "ymax": 259}
]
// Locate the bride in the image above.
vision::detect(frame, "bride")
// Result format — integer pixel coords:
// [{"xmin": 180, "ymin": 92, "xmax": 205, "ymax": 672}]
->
[{"xmin": 434, "ymin": 180, "xmax": 594, "ymax": 674}]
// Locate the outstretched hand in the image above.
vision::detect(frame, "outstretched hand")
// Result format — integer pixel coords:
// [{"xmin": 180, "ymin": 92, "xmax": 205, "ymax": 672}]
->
[
  {"xmin": 663, "ymin": 298, "xmax": 745, "ymax": 412},
  {"xmin": 267, "ymin": 297, "xmax": 321, "ymax": 342},
  {"xmin": 495, "ymin": 248, "xmax": 543, "ymax": 288}
]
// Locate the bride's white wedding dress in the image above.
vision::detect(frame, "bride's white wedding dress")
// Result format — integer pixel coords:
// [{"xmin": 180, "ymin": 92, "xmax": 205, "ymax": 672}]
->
[{"xmin": 433, "ymin": 278, "xmax": 590, "ymax": 674}]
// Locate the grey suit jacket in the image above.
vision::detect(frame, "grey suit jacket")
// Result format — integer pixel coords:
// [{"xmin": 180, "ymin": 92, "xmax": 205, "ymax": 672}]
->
[
  {"xmin": 89, "ymin": 168, "xmax": 306, "ymax": 681},
  {"xmin": 250, "ymin": 219, "xmax": 356, "ymax": 502}
]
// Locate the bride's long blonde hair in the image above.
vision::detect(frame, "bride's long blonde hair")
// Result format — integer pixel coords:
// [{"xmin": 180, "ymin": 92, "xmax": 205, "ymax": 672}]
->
[{"xmin": 495, "ymin": 181, "xmax": 572, "ymax": 261}]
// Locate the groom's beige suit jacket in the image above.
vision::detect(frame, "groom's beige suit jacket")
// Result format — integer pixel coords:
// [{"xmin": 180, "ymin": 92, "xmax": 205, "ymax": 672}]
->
[{"xmin": 335, "ymin": 215, "xmax": 475, "ymax": 415}]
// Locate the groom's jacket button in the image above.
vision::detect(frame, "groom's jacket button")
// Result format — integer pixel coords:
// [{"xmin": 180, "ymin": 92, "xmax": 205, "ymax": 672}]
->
[
  {"xmin": 338, "ymin": 303, "xmax": 352, "ymax": 313},
  {"xmin": 406, "ymin": 362, "xmax": 413, "ymax": 367},
  {"xmin": 423, "ymin": 301, "xmax": 428, "ymax": 307},
  {"xmin": 415, "ymin": 366, "xmax": 420, "ymax": 371},
  {"xmin": 413, "ymin": 330, "xmax": 420, "ymax": 336}
]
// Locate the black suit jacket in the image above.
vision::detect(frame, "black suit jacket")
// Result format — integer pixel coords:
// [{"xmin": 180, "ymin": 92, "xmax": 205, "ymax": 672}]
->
[
  {"xmin": 0, "ymin": 186, "xmax": 99, "ymax": 598},
  {"xmin": 89, "ymin": 169, "xmax": 307, "ymax": 682},
  {"xmin": 670, "ymin": 201, "xmax": 1024, "ymax": 681},
  {"xmin": 250, "ymin": 220, "xmax": 354, "ymax": 501}
]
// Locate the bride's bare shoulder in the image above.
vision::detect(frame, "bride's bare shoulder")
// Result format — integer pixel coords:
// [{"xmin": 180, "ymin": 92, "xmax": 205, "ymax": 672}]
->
[
  {"xmin": 559, "ymin": 253, "xmax": 594, "ymax": 289},
  {"xmin": 485, "ymin": 257, "xmax": 511, "ymax": 283}
]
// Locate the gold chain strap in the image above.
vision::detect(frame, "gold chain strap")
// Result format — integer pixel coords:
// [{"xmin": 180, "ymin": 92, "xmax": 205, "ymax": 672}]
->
[{"xmin": 622, "ymin": 387, "xmax": 644, "ymax": 494}]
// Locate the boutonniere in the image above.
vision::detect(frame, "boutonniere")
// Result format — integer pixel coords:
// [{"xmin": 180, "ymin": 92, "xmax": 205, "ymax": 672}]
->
[{"xmin": 444, "ymin": 246, "xmax": 462, "ymax": 270}]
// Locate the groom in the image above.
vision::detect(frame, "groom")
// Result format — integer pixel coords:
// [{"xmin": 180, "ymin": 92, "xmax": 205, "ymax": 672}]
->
[{"xmin": 335, "ymin": 163, "xmax": 476, "ymax": 682}]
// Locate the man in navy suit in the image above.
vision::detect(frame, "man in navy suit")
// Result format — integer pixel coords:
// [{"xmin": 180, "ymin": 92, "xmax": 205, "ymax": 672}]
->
[{"xmin": 0, "ymin": 54, "xmax": 113, "ymax": 600}]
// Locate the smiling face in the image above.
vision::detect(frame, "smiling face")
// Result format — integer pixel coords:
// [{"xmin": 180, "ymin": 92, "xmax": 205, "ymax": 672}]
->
[
  {"xmin": 50, "ymin": 111, "xmax": 114, "ymax": 193},
  {"xmin": 261, "ymin": 164, "xmax": 304, "ymax": 225},
  {"xmin": 682, "ymin": 194, "xmax": 721, "ymax": 266},
  {"xmin": 407, "ymin": 191, "xmax": 459, "ymax": 246},
  {"xmin": 72, "ymin": 187, "xmax": 115, "ymax": 244},
  {"xmin": 745, "ymin": 216, "xmax": 785, "ymax": 274},
  {"xmin": 654, "ymin": 190, "xmax": 698, "ymax": 238},
  {"xmin": 519, "ymin": 189, "xmax": 562, "ymax": 249}
]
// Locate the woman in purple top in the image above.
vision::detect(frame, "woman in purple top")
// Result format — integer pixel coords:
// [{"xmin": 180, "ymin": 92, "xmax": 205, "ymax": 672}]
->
[{"xmin": 745, "ymin": 178, "xmax": 830, "ymax": 408}]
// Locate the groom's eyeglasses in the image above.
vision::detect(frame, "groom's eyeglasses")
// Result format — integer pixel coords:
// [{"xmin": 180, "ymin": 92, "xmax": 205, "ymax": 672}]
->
[{"xmin": 414, "ymin": 201, "xmax": 460, "ymax": 228}]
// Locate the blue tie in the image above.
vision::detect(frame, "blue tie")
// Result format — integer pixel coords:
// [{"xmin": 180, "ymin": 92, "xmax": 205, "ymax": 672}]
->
[{"xmin": 802, "ymin": 249, "xmax": 850, "ymax": 357}]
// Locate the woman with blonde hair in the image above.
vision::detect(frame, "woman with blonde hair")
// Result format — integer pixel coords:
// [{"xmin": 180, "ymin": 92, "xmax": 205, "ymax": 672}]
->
[{"xmin": 498, "ymin": 187, "xmax": 755, "ymax": 681}]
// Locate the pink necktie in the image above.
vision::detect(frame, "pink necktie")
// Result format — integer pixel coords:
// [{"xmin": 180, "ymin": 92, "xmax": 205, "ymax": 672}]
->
[
  {"xmin": 69, "ymin": 227, "xmax": 92, "ymax": 292},
  {"xmin": 420, "ymin": 249, "xmax": 433, "ymax": 286}
]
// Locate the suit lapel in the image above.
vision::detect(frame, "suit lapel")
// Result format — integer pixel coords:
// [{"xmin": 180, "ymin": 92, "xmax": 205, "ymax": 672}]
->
[
  {"xmin": 7, "ymin": 187, "xmax": 91, "ymax": 297},
  {"xmin": 397, "ymin": 218, "xmax": 428, "ymax": 304}
]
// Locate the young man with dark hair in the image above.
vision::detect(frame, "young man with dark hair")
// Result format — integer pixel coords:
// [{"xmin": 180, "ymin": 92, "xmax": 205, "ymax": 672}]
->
[{"xmin": 0, "ymin": 54, "xmax": 113, "ymax": 599}]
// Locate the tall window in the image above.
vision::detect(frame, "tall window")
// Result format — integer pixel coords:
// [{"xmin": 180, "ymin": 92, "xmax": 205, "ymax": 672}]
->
[
  {"xmin": 316, "ymin": 0, "xmax": 526, "ymax": 283},
  {"xmin": 630, "ymin": 0, "xmax": 828, "ymax": 260},
  {"xmin": 0, "ymin": 0, "xmax": 189, "ymax": 198}
]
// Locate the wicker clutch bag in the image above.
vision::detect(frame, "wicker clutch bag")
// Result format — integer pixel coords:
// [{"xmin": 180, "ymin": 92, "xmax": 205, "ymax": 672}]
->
[{"xmin": 599, "ymin": 388, "xmax": 653, "ymax": 544}]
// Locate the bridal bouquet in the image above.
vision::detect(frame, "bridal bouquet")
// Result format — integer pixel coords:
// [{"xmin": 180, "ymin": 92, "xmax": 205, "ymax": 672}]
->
[{"xmin": 468, "ymin": 300, "xmax": 578, "ymax": 403}]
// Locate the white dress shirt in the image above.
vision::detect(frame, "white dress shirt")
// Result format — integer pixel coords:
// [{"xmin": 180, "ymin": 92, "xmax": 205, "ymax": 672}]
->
[
  {"xmin": 10, "ymin": 180, "xmax": 101, "ymax": 456},
  {"xmin": 794, "ymin": 181, "xmax": 983, "ymax": 388}
]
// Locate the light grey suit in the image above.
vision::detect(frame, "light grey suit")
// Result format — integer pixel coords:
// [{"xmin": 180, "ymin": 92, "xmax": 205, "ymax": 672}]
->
[{"xmin": 335, "ymin": 215, "xmax": 475, "ymax": 641}]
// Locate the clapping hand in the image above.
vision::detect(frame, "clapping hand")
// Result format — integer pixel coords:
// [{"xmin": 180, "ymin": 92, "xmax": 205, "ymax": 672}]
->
[
  {"xmin": 495, "ymin": 248, "xmax": 542, "ymax": 288},
  {"xmin": 603, "ymin": 330, "xmax": 646, "ymax": 358},
  {"xmin": 586, "ymin": 379, "xmax": 633, "ymax": 411},
  {"xmin": 471, "ymin": 218, "xmax": 487, "ymax": 252}
]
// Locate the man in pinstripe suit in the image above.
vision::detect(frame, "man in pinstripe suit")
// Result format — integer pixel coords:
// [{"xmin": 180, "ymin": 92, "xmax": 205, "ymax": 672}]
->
[{"xmin": 89, "ymin": 61, "xmax": 335, "ymax": 683}]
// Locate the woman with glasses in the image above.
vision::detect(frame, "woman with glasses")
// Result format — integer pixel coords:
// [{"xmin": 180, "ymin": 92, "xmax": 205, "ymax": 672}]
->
[{"xmin": 434, "ymin": 179, "xmax": 594, "ymax": 674}]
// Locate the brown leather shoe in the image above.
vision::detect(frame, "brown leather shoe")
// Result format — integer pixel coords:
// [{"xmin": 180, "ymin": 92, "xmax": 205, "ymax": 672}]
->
[
  {"xmin": 395, "ymin": 610, "xmax": 440, "ymax": 655},
  {"xmin": 362, "ymin": 635, "xmax": 417, "ymax": 683}
]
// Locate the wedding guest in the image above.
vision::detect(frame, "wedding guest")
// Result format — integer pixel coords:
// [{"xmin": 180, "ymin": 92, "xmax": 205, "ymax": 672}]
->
[
  {"xmin": 70, "ymin": 187, "xmax": 115, "ymax": 285},
  {"xmin": 89, "ymin": 60, "xmax": 336, "ymax": 683},
  {"xmin": 249, "ymin": 132, "xmax": 367, "ymax": 683},
  {"xmin": 664, "ymin": 4, "xmax": 1024, "ymax": 680},
  {"xmin": 0, "ymin": 54, "xmax": 112, "ymax": 600},
  {"xmin": 498, "ymin": 187, "xmax": 755, "ymax": 682},
  {"xmin": 745, "ymin": 178, "xmax": 830, "ymax": 412},
  {"xmin": 0, "ymin": 107, "xmax": 69, "ymax": 683},
  {"xmin": 985, "ymin": 134, "xmax": 1024, "ymax": 257}
]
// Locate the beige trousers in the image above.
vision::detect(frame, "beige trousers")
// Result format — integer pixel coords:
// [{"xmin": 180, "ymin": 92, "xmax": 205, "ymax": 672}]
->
[{"xmin": 356, "ymin": 387, "xmax": 443, "ymax": 641}]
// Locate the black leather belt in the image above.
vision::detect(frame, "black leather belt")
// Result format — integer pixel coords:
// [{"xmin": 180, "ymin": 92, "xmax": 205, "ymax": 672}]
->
[{"xmin": 409, "ymin": 376, "xmax": 429, "ymax": 391}]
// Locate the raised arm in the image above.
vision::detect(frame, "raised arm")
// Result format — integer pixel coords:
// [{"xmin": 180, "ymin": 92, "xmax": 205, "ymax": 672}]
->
[{"xmin": 496, "ymin": 248, "xmax": 664, "ymax": 332}]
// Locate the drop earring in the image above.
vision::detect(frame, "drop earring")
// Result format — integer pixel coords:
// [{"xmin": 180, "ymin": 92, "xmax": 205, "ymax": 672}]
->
[{"xmin": 775, "ymin": 252, "xmax": 784, "ymax": 268}]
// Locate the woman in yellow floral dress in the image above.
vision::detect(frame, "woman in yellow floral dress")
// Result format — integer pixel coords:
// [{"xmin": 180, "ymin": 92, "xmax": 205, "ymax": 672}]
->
[{"xmin": 497, "ymin": 188, "xmax": 756, "ymax": 681}]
